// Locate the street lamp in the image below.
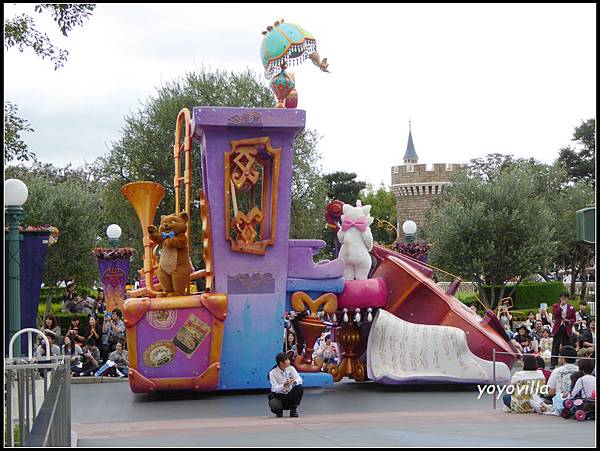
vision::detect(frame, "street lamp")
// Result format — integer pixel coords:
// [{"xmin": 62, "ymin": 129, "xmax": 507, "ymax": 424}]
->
[
  {"xmin": 106, "ymin": 224, "xmax": 122, "ymax": 248},
  {"xmin": 5, "ymin": 178, "xmax": 29, "ymax": 357},
  {"xmin": 402, "ymin": 219, "xmax": 417, "ymax": 243}
]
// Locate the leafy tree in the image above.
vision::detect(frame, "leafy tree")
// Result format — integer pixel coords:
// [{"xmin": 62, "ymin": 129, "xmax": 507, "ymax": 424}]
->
[
  {"xmin": 558, "ymin": 118, "xmax": 596, "ymax": 186},
  {"xmin": 4, "ymin": 102, "xmax": 35, "ymax": 163},
  {"xmin": 323, "ymin": 171, "xmax": 367, "ymax": 204},
  {"xmin": 425, "ymin": 160, "xmax": 556, "ymax": 309},
  {"xmin": 5, "ymin": 162, "xmax": 104, "ymax": 289},
  {"xmin": 4, "ymin": 3, "xmax": 96, "ymax": 163},
  {"xmin": 360, "ymin": 183, "xmax": 398, "ymax": 245}
]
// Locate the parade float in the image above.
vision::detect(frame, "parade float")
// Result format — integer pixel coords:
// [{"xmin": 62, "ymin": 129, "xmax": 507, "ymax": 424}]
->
[{"xmin": 121, "ymin": 20, "xmax": 516, "ymax": 393}]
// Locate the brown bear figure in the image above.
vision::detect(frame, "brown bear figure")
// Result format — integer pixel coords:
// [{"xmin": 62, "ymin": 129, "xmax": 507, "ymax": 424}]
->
[{"xmin": 148, "ymin": 212, "xmax": 190, "ymax": 297}]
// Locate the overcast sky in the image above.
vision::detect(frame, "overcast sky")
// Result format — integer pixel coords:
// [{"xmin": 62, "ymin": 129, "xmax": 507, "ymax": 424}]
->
[{"xmin": 4, "ymin": 3, "xmax": 596, "ymax": 187}]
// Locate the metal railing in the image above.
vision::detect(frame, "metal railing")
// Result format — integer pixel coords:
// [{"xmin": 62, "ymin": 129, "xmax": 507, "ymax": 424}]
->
[{"xmin": 4, "ymin": 329, "xmax": 71, "ymax": 447}]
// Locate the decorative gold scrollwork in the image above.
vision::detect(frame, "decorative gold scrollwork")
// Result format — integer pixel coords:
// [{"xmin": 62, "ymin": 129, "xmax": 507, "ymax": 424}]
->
[
  {"xmin": 231, "ymin": 146, "xmax": 260, "ymax": 192},
  {"xmin": 232, "ymin": 207, "xmax": 263, "ymax": 244}
]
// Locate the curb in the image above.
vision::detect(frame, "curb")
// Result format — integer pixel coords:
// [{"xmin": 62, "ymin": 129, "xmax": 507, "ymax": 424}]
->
[{"xmin": 71, "ymin": 376, "xmax": 129, "ymax": 384}]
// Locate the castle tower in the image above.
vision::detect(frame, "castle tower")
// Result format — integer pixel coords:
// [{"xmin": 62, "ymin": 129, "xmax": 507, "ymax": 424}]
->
[{"xmin": 390, "ymin": 123, "xmax": 465, "ymax": 236}]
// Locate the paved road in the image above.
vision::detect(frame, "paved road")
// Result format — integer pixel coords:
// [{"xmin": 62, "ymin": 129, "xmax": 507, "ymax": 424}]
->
[{"xmin": 72, "ymin": 380, "xmax": 595, "ymax": 447}]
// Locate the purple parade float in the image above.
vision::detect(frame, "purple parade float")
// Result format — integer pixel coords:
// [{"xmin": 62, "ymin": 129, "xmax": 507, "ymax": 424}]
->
[{"xmin": 120, "ymin": 20, "xmax": 516, "ymax": 394}]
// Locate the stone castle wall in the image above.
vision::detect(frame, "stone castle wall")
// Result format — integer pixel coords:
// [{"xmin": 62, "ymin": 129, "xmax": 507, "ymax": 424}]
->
[{"xmin": 390, "ymin": 163, "xmax": 466, "ymax": 235}]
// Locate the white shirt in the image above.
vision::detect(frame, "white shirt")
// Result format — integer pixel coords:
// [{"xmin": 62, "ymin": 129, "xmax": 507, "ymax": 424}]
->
[
  {"xmin": 560, "ymin": 303, "xmax": 568, "ymax": 319},
  {"xmin": 570, "ymin": 374, "xmax": 595, "ymax": 399},
  {"xmin": 547, "ymin": 363, "xmax": 578, "ymax": 394},
  {"xmin": 269, "ymin": 365, "xmax": 303, "ymax": 394}
]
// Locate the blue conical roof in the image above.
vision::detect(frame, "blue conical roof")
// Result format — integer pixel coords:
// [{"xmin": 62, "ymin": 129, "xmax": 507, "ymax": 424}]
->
[{"xmin": 403, "ymin": 128, "xmax": 418, "ymax": 163}]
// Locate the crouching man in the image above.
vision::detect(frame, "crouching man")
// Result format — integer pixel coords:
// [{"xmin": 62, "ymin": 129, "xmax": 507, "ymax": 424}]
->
[{"xmin": 268, "ymin": 352, "xmax": 303, "ymax": 417}]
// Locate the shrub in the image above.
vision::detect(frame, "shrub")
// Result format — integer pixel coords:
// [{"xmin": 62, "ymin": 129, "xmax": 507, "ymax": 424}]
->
[{"xmin": 482, "ymin": 282, "xmax": 565, "ymax": 310}]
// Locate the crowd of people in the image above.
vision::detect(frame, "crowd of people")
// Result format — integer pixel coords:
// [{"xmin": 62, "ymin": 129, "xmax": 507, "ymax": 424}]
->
[
  {"xmin": 36, "ymin": 281, "xmax": 128, "ymax": 378},
  {"xmin": 283, "ymin": 315, "xmax": 340, "ymax": 371}
]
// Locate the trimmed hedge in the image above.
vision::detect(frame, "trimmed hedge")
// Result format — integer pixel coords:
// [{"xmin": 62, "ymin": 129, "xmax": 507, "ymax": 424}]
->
[{"xmin": 483, "ymin": 282, "xmax": 565, "ymax": 310}]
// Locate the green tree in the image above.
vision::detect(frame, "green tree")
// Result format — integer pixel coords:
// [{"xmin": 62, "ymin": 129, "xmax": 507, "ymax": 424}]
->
[
  {"xmin": 4, "ymin": 3, "xmax": 96, "ymax": 163},
  {"xmin": 558, "ymin": 118, "xmax": 596, "ymax": 186},
  {"xmin": 323, "ymin": 171, "xmax": 367, "ymax": 204},
  {"xmin": 360, "ymin": 183, "xmax": 398, "ymax": 245},
  {"xmin": 5, "ymin": 162, "xmax": 104, "ymax": 289},
  {"xmin": 4, "ymin": 102, "xmax": 35, "ymax": 163},
  {"xmin": 425, "ymin": 160, "xmax": 556, "ymax": 309}
]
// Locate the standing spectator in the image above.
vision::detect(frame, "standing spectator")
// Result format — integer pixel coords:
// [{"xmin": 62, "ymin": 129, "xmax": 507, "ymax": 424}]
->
[
  {"xmin": 536, "ymin": 305, "xmax": 553, "ymax": 328},
  {"xmin": 61, "ymin": 335, "xmax": 83, "ymax": 374},
  {"xmin": 62, "ymin": 281, "xmax": 76, "ymax": 310},
  {"xmin": 66, "ymin": 317, "xmax": 87, "ymax": 347},
  {"xmin": 74, "ymin": 338, "xmax": 100, "ymax": 377},
  {"xmin": 108, "ymin": 341, "xmax": 129, "ymax": 377},
  {"xmin": 101, "ymin": 309, "xmax": 126, "ymax": 363},
  {"xmin": 40, "ymin": 314, "xmax": 63, "ymax": 346},
  {"xmin": 284, "ymin": 330, "xmax": 298, "ymax": 356},
  {"xmin": 550, "ymin": 292, "xmax": 576, "ymax": 369},
  {"xmin": 94, "ymin": 289, "xmax": 107, "ymax": 316},
  {"xmin": 574, "ymin": 300, "xmax": 590, "ymax": 334},
  {"xmin": 577, "ymin": 319, "xmax": 595, "ymax": 357}
]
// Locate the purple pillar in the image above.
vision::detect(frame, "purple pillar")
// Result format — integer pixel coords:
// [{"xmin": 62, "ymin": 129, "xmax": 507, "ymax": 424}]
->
[{"xmin": 192, "ymin": 107, "xmax": 305, "ymax": 389}]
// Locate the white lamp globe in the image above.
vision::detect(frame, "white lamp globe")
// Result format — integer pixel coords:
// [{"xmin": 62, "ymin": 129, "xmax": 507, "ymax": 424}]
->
[
  {"xmin": 402, "ymin": 220, "xmax": 417, "ymax": 235},
  {"xmin": 4, "ymin": 179, "xmax": 29, "ymax": 206},
  {"xmin": 106, "ymin": 224, "xmax": 122, "ymax": 240}
]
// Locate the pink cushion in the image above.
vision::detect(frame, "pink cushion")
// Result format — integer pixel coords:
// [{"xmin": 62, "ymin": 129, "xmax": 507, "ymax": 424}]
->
[{"xmin": 337, "ymin": 278, "xmax": 387, "ymax": 309}]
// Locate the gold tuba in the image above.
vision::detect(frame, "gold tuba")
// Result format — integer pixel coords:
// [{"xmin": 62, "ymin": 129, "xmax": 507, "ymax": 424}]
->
[{"xmin": 120, "ymin": 181, "xmax": 165, "ymax": 298}]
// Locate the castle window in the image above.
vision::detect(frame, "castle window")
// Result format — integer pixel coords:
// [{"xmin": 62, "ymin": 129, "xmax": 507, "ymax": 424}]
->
[
  {"xmin": 393, "ymin": 166, "xmax": 399, "ymax": 174},
  {"xmin": 446, "ymin": 163, "xmax": 453, "ymax": 171},
  {"xmin": 406, "ymin": 163, "xmax": 414, "ymax": 172}
]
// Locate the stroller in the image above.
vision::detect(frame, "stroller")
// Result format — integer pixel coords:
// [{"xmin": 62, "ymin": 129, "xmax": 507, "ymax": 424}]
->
[{"xmin": 562, "ymin": 397, "xmax": 596, "ymax": 421}]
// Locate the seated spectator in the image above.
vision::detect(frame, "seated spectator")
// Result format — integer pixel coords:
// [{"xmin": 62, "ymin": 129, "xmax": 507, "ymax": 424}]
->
[
  {"xmin": 530, "ymin": 320, "xmax": 545, "ymax": 342},
  {"xmin": 525, "ymin": 311, "xmax": 537, "ymax": 332},
  {"xmin": 66, "ymin": 317, "xmax": 87, "ymax": 347},
  {"xmin": 502, "ymin": 355, "xmax": 546, "ymax": 413},
  {"xmin": 85, "ymin": 315, "xmax": 102, "ymax": 346},
  {"xmin": 577, "ymin": 319, "xmax": 595, "ymax": 357},
  {"xmin": 79, "ymin": 290, "xmax": 95, "ymax": 316},
  {"xmin": 108, "ymin": 341, "xmax": 129, "ymax": 377},
  {"xmin": 570, "ymin": 358, "xmax": 596, "ymax": 399},
  {"xmin": 498, "ymin": 304, "xmax": 513, "ymax": 330},
  {"xmin": 315, "ymin": 335, "xmax": 339, "ymax": 367},
  {"xmin": 538, "ymin": 326, "xmax": 553, "ymax": 361},
  {"xmin": 73, "ymin": 338, "xmax": 100, "ymax": 376},
  {"xmin": 63, "ymin": 292, "xmax": 87, "ymax": 314},
  {"xmin": 35, "ymin": 331, "xmax": 61, "ymax": 359},
  {"xmin": 94, "ymin": 289, "xmax": 107, "ymax": 316},
  {"xmin": 61, "ymin": 335, "xmax": 83, "ymax": 374},
  {"xmin": 536, "ymin": 305, "xmax": 553, "ymax": 328},
  {"xmin": 40, "ymin": 313, "xmax": 63, "ymax": 346},
  {"xmin": 284, "ymin": 330, "xmax": 298, "ymax": 357},
  {"xmin": 101, "ymin": 308, "xmax": 126, "ymax": 363},
  {"xmin": 574, "ymin": 301, "xmax": 590, "ymax": 334},
  {"xmin": 469, "ymin": 304, "xmax": 479, "ymax": 315},
  {"xmin": 535, "ymin": 356, "xmax": 552, "ymax": 382},
  {"xmin": 62, "ymin": 281, "xmax": 76, "ymax": 311},
  {"xmin": 514, "ymin": 324, "xmax": 538, "ymax": 354},
  {"xmin": 537, "ymin": 346, "xmax": 579, "ymax": 414}
]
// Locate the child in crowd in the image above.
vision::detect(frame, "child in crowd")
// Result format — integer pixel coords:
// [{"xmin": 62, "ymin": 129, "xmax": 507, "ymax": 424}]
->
[{"xmin": 538, "ymin": 326, "xmax": 553, "ymax": 361}]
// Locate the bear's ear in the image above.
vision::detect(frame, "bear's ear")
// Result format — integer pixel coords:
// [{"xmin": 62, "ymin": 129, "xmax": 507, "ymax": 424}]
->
[
  {"xmin": 362, "ymin": 205, "xmax": 371, "ymax": 216},
  {"xmin": 178, "ymin": 211, "xmax": 189, "ymax": 222}
]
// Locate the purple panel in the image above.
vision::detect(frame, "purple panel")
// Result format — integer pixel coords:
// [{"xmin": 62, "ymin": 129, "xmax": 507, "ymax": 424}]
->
[
  {"xmin": 97, "ymin": 257, "xmax": 130, "ymax": 312},
  {"xmin": 5, "ymin": 231, "xmax": 50, "ymax": 355},
  {"xmin": 287, "ymin": 239, "xmax": 344, "ymax": 279},
  {"xmin": 135, "ymin": 307, "xmax": 212, "ymax": 379}
]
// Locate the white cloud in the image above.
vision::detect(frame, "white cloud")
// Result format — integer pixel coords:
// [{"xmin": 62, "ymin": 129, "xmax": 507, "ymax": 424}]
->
[{"xmin": 4, "ymin": 3, "xmax": 596, "ymax": 187}]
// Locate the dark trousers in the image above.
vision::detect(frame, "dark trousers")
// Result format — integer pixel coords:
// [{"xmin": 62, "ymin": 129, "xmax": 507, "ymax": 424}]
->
[
  {"xmin": 551, "ymin": 324, "xmax": 570, "ymax": 368},
  {"xmin": 268, "ymin": 385, "xmax": 304, "ymax": 413}
]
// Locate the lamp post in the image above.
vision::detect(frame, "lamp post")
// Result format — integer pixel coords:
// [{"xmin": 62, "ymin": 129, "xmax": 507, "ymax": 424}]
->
[
  {"xmin": 402, "ymin": 220, "xmax": 417, "ymax": 243},
  {"xmin": 106, "ymin": 224, "xmax": 122, "ymax": 248},
  {"xmin": 5, "ymin": 179, "xmax": 29, "ymax": 356}
]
